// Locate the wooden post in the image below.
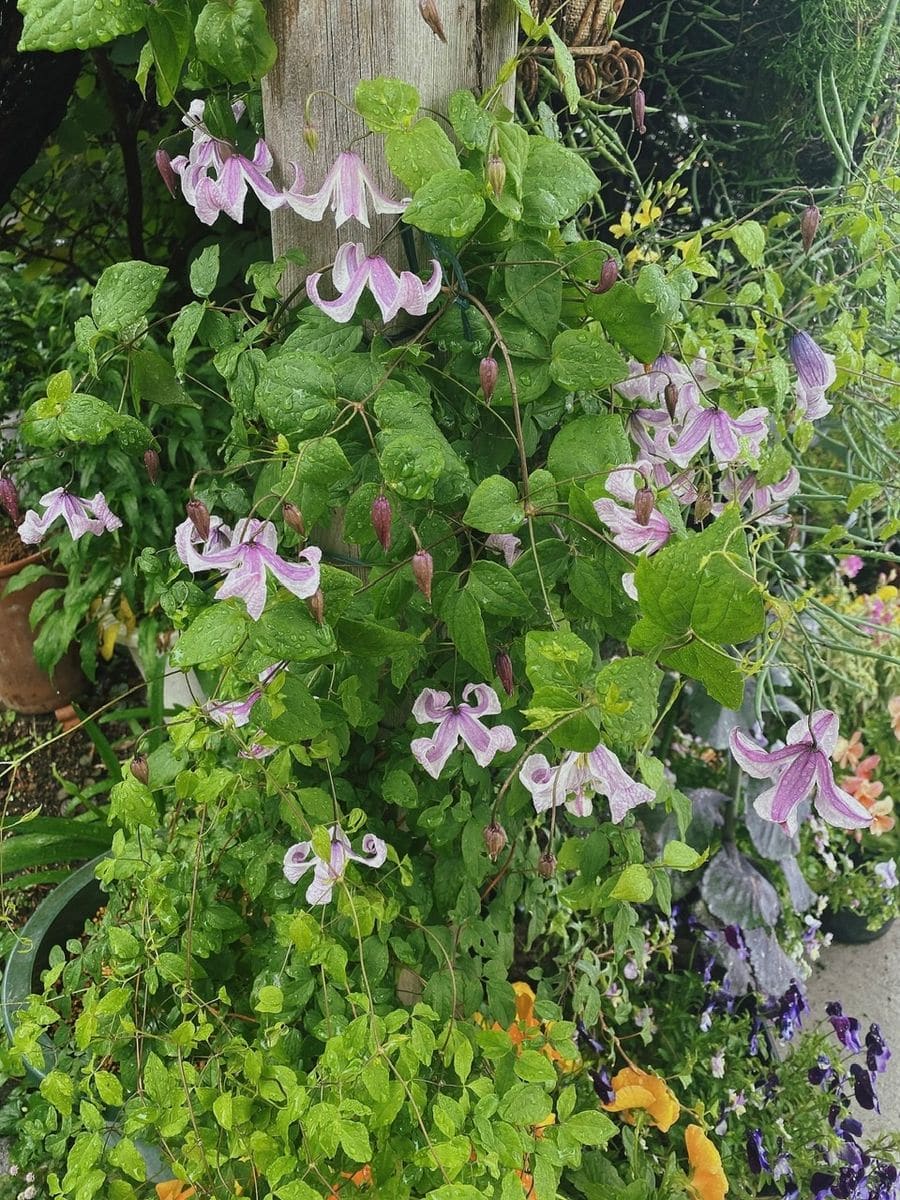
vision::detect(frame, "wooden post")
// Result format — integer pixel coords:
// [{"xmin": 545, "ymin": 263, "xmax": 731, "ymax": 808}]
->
[{"xmin": 261, "ymin": 0, "xmax": 518, "ymax": 293}]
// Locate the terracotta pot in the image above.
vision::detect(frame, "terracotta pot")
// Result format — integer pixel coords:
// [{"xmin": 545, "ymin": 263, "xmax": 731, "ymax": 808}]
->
[{"xmin": 0, "ymin": 551, "xmax": 84, "ymax": 713}]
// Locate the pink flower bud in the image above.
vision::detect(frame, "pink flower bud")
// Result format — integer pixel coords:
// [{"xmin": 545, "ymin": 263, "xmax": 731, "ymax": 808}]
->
[
  {"xmin": 418, "ymin": 0, "xmax": 447, "ymax": 42},
  {"xmin": 483, "ymin": 821, "xmax": 508, "ymax": 862},
  {"xmin": 283, "ymin": 503, "xmax": 305, "ymax": 538},
  {"xmin": 590, "ymin": 257, "xmax": 619, "ymax": 294},
  {"xmin": 633, "ymin": 486, "xmax": 655, "ymax": 527},
  {"xmin": 480, "ymin": 356, "xmax": 499, "ymax": 402},
  {"xmin": 664, "ymin": 381, "xmax": 679, "ymax": 419},
  {"xmin": 537, "ymin": 851, "xmax": 557, "ymax": 880},
  {"xmin": 143, "ymin": 449, "xmax": 160, "ymax": 485},
  {"xmin": 801, "ymin": 204, "xmax": 820, "ymax": 253},
  {"xmin": 307, "ymin": 588, "xmax": 325, "ymax": 625},
  {"xmin": 186, "ymin": 499, "xmax": 210, "ymax": 542},
  {"xmin": 371, "ymin": 494, "xmax": 392, "ymax": 551},
  {"xmin": 155, "ymin": 148, "xmax": 178, "ymax": 197},
  {"xmin": 487, "ymin": 155, "xmax": 507, "ymax": 197},
  {"xmin": 412, "ymin": 549, "xmax": 433, "ymax": 603},
  {"xmin": 495, "ymin": 650, "xmax": 514, "ymax": 697},
  {"xmin": 631, "ymin": 88, "xmax": 646, "ymax": 135},
  {"xmin": 130, "ymin": 753, "xmax": 149, "ymax": 785},
  {"xmin": 0, "ymin": 473, "xmax": 21, "ymax": 525}
]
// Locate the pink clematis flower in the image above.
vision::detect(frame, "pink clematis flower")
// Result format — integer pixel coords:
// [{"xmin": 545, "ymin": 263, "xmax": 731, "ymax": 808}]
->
[
  {"xmin": 485, "ymin": 533, "xmax": 523, "ymax": 567},
  {"xmin": 411, "ymin": 683, "xmax": 516, "ymax": 779},
  {"xmin": 618, "ymin": 354, "xmax": 708, "ymax": 460},
  {"xmin": 729, "ymin": 711, "xmax": 871, "ymax": 837},
  {"xmin": 283, "ymin": 824, "xmax": 387, "ymax": 906},
  {"xmin": 593, "ymin": 461, "xmax": 671, "ymax": 555},
  {"xmin": 670, "ymin": 401, "xmax": 768, "ymax": 468},
  {"xmin": 239, "ymin": 742, "xmax": 278, "ymax": 760},
  {"xmin": 307, "ymin": 241, "xmax": 442, "ymax": 325},
  {"xmin": 282, "ymin": 151, "xmax": 408, "ymax": 227},
  {"xmin": 204, "ymin": 662, "xmax": 285, "ymax": 727},
  {"xmin": 175, "ymin": 515, "xmax": 321, "ymax": 621},
  {"xmin": 18, "ymin": 488, "xmax": 122, "ymax": 544},
  {"xmin": 720, "ymin": 466, "xmax": 800, "ymax": 526},
  {"xmin": 790, "ymin": 332, "xmax": 836, "ymax": 421},
  {"xmin": 169, "ymin": 99, "xmax": 283, "ymax": 225},
  {"xmin": 520, "ymin": 743, "xmax": 655, "ymax": 823}
]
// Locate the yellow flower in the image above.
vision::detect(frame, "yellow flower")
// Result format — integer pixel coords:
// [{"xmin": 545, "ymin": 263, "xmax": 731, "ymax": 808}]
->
[
  {"xmin": 609, "ymin": 210, "xmax": 634, "ymax": 239},
  {"xmin": 602, "ymin": 1066, "xmax": 680, "ymax": 1131},
  {"xmin": 624, "ymin": 247, "xmax": 660, "ymax": 269},
  {"xmin": 156, "ymin": 1184, "xmax": 196, "ymax": 1200},
  {"xmin": 633, "ymin": 197, "xmax": 663, "ymax": 228},
  {"xmin": 876, "ymin": 585, "xmax": 898, "ymax": 602},
  {"xmin": 685, "ymin": 1125, "xmax": 729, "ymax": 1200}
]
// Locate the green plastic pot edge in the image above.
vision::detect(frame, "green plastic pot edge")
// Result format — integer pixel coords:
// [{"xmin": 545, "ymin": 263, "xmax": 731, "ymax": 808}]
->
[{"xmin": 0, "ymin": 854, "xmax": 169, "ymax": 1183}]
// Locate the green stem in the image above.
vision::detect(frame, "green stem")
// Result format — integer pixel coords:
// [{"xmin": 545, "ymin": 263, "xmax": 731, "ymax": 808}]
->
[{"xmin": 841, "ymin": 0, "xmax": 900, "ymax": 183}]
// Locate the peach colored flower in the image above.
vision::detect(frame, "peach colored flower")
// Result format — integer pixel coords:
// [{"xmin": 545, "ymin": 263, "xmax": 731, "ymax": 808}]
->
[
  {"xmin": 603, "ymin": 1066, "xmax": 681, "ymax": 1132},
  {"xmin": 833, "ymin": 730, "xmax": 864, "ymax": 771},
  {"xmin": 844, "ymin": 776, "xmax": 884, "ymax": 805},
  {"xmin": 685, "ymin": 1125, "xmax": 729, "ymax": 1200}
]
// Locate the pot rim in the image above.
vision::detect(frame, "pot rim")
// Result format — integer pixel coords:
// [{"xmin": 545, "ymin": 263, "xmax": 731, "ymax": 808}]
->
[{"xmin": 0, "ymin": 549, "xmax": 48, "ymax": 581}]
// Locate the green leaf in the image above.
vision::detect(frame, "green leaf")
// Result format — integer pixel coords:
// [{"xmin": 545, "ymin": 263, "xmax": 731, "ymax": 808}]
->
[
  {"xmin": 355, "ymin": 78, "xmax": 420, "ymax": 132},
  {"xmin": 467, "ymin": 561, "xmax": 533, "ymax": 617},
  {"xmin": 587, "ymin": 281, "xmax": 667, "ymax": 362},
  {"xmin": 442, "ymin": 588, "xmax": 492, "ymax": 678},
  {"xmin": 498, "ymin": 1083, "xmax": 557, "ymax": 1126},
  {"xmin": 109, "ymin": 777, "xmax": 156, "ymax": 832},
  {"xmin": 505, "ymin": 240, "xmax": 563, "ymax": 334},
  {"xmin": 635, "ymin": 263, "xmax": 681, "ymax": 323},
  {"xmin": 171, "ymin": 604, "xmax": 247, "ymax": 669},
  {"xmin": 379, "ymin": 435, "xmax": 445, "ymax": 501},
  {"xmin": 548, "ymin": 28, "xmax": 580, "ymax": 113},
  {"xmin": 255, "ymin": 985, "xmax": 284, "ymax": 1014},
  {"xmin": 340, "ymin": 1121, "xmax": 372, "ymax": 1163},
  {"xmin": 107, "ymin": 1137, "xmax": 146, "ymax": 1182},
  {"xmin": 92, "ymin": 261, "xmax": 168, "ymax": 332},
  {"xmin": 254, "ymin": 598, "xmax": 337, "ymax": 663},
  {"xmin": 194, "ymin": 0, "xmax": 277, "ymax": 82},
  {"xmin": 550, "ymin": 324, "xmax": 629, "ymax": 391},
  {"xmin": 21, "ymin": 390, "xmax": 153, "ymax": 452},
  {"xmin": 146, "ymin": 0, "xmax": 192, "ymax": 105},
  {"xmin": 40, "ymin": 1070, "xmax": 74, "ymax": 1117},
  {"xmin": 463, "ymin": 476, "xmax": 524, "ymax": 533},
  {"xmin": 18, "ymin": 0, "xmax": 146, "ymax": 50},
  {"xmin": 403, "ymin": 169, "xmax": 485, "ymax": 238},
  {"xmin": 190, "ymin": 244, "xmax": 220, "ymax": 298},
  {"xmin": 547, "ymin": 414, "xmax": 630, "ymax": 486},
  {"xmin": 521, "ymin": 136, "xmax": 597, "ymax": 226},
  {"xmin": 525, "ymin": 630, "xmax": 593, "ymax": 690},
  {"xmin": 255, "ymin": 352, "xmax": 337, "ymax": 439},
  {"xmin": 385, "ymin": 118, "xmax": 459, "ymax": 190},
  {"xmin": 610, "ymin": 864, "xmax": 653, "ymax": 903},
  {"xmin": 595, "ymin": 657, "xmax": 662, "ymax": 748},
  {"xmin": 448, "ymin": 89, "xmax": 493, "ymax": 150},
  {"xmin": 662, "ymin": 840, "xmax": 707, "ymax": 871},
  {"xmin": 131, "ymin": 349, "xmax": 192, "ymax": 408},
  {"xmin": 514, "ymin": 1049, "xmax": 558, "ymax": 1085},
  {"xmin": 564, "ymin": 1109, "xmax": 616, "ymax": 1146},
  {"xmin": 730, "ymin": 220, "xmax": 766, "ymax": 267}
]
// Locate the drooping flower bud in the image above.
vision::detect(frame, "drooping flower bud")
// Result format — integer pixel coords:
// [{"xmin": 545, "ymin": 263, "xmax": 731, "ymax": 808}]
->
[
  {"xmin": 483, "ymin": 821, "xmax": 508, "ymax": 862},
  {"xmin": 412, "ymin": 549, "xmax": 433, "ymax": 603},
  {"xmin": 487, "ymin": 155, "xmax": 507, "ymax": 198},
  {"xmin": 495, "ymin": 649, "xmax": 514, "ymax": 697},
  {"xmin": 418, "ymin": 0, "xmax": 447, "ymax": 42},
  {"xmin": 590, "ymin": 257, "xmax": 619, "ymax": 294},
  {"xmin": 789, "ymin": 331, "xmax": 832, "ymax": 390},
  {"xmin": 664, "ymin": 381, "xmax": 679, "ymax": 420},
  {"xmin": 303, "ymin": 124, "xmax": 319, "ymax": 154},
  {"xmin": 186, "ymin": 499, "xmax": 210, "ymax": 542},
  {"xmin": 479, "ymin": 356, "xmax": 499, "ymax": 402},
  {"xmin": 283, "ymin": 502, "xmax": 305, "ymax": 538},
  {"xmin": 633, "ymin": 486, "xmax": 655, "ymax": 527},
  {"xmin": 130, "ymin": 753, "xmax": 149, "ymax": 786},
  {"xmin": 307, "ymin": 588, "xmax": 325, "ymax": 625},
  {"xmin": 155, "ymin": 148, "xmax": 178, "ymax": 197},
  {"xmin": 371, "ymin": 494, "xmax": 392, "ymax": 550},
  {"xmin": 630, "ymin": 87, "xmax": 646, "ymax": 135},
  {"xmin": 0, "ymin": 473, "xmax": 21, "ymax": 525},
  {"xmin": 537, "ymin": 851, "xmax": 557, "ymax": 879},
  {"xmin": 801, "ymin": 204, "xmax": 820, "ymax": 253},
  {"xmin": 143, "ymin": 449, "xmax": 160, "ymax": 485}
]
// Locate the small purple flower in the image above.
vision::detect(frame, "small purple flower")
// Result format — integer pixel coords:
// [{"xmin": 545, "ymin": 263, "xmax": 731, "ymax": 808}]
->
[
  {"xmin": 849, "ymin": 1063, "xmax": 879, "ymax": 1111},
  {"xmin": 773, "ymin": 981, "xmax": 808, "ymax": 1041},
  {"xmin": 593, "ymin": 461, "xmax": 671, "ymax": 555},
  {"xmin": 485, "ymin": 533, "xmax": 523, "ymax": 567},
  {"xmin": 839, "ymin": 555, "xmax": 864, "ymax": 580},
  {"xmin": 747, "ymin": 1128, "xmax": 771, "ymax": 1175},
  {"xmin": 809, "ymin": 1055, "xmax": 835, "ymax": 1088},
  {"xmin": 519, "ymin": 744, "xmax": 654, "ymax": 823},
  {"xmin": 575, "ymin": 1019, "xmax": 605, "ymax": 1056},
  {"xmin": 721, "ymin": 467, "xmax": 800, "ymax": 526},
  {"xmin": 826, "ymin": 1002, "xmax": 862, "ymax": 1053},
  {"xmin": 411, "ymin": 684, "xmax": 515, "ymax": 779},
  {"xmin": 790, "ymin": 331, "xmax": 837, "ymax": 421},
  {"xmin": 283, "ymin": 824, "xmax": 387, "ymax": 906},
  {"xmin": 811, "ymin": 1172, "xmax": 835, "ymax": 1200},
  {"xmin": 282, "ymin": 151, "xmax": 408, "ymax": 227},
  {"xmin": 875, "ymin": 859, "xmax": 898, "ymax": 889},
  {"xmin": 589, "ymin": 1068, "xmax": 614, "ymax": 1104},
  {"xmin": 835, "ymin": 1115, "xmax": 864, "ymax": 1141},
  {"xmin": 175, "ymin": 515, "xmax": 321, "ymax": 621},
  {"xmin": 866, "ymin": 1024, "xmax": 891, "ymax": 1075},
  {"xmin": 670, "ymin": 401, "xmax": 768, "ymax": 468},
  {"xmin": 729, "ymin": 711, "xmax": 871, "ymax": 836},
  {"xmin": 18, "ymin": 488, "xmax": 122, "ymax": 544},
  {"xmin": 307, "ymin": 241, "xmax": 442, "ymax": 325}
]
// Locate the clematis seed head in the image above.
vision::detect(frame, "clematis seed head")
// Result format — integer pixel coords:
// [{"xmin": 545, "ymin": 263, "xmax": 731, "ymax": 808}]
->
[
  {"xmin": 495, "ymin": 649, "xmax": 514, "ymax": 696},
  {"xmin": 186, "ymin": 499, "xmax": 210, "ymax": 542},
  {"xmin": 412, "ymin": 549, "xmax": 434, "ymax": 603},
  {"xmin": 0, "ymin": 473, "xmax": 20, "ymax": 525},
  {"xmin": 483, "ymin": 821, "xmax": 508, "ymax": 862},
  {"xmin": 303, "ymin": 124, "xmax": 319, "ymax": 154},
  {"xmin": 143, "ymin": 449, "xmax": 160, "ymax": 485},
  {"xmin": 693, "ymin": 491, "xmax": 712, "ymax": 523},
  {"xmin": 631, "ymin": 88, "xmax": 646, "ymax": 135},
  {"xmin": 130, "ymin": 753, "xmax": 149, "ymax": 786},
  {"xmin": 664, "ymin": 381, "xmax": 679, "ymax": 419},
  {"xmin": 307, "ymin": 588, "xmax": 325, "ymax": 625},
  {"xmin": 371, "ymin": 494, "xmax": 392, "ymax": 551},
  {"xmin": 282, "ymin": 502, "xmax": 305, "ymax": 538},
  {"xmin": 801, "ymin": 204, "xmax": 820, "ymax": 253},
  {"xmin": 538, "ymin": 851, "xmax": 557, "ymax": 879},
  {"xmin": 590, "ymin": 257, "xmax": 619, "ymax": 294},
  {"xmin": 633, "ymin": 486, "xmax": 655, "ymax": 528},
  {"xmin": 418, "ymin": 0, "xmax": 447, "ymax": 42},
  {"xmin": 487, "ymin": 155, "xmax": 507, "ymax": 198},
  {"xmin": 480, "ymin": 356, "xmax": 499, "ymax": 402}
]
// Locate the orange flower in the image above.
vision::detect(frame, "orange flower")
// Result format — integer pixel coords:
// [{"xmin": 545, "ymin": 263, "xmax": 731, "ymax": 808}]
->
[
  {"xmin": 890, "ymin": 696, "xmax": 900, "ymax": 740},
  {"xmin": 834, "ymin": 730, "xmax": 864, "ymax": 770},
  {"xmin": 482, "ymin": 983, "xmax": 578, "ymax": 1071},
  {"xmin": 516, "ymin": 1170, "xmax": 537, "ymax": 1199},
  {"xmin": 602, "ymin": 1066, "xmax": 680, "ymax": 1132},
  {"xmin": 867, "ymin": 797, "xmax": 895, "ymax": 836},
  {"xmin": 156, "ymin": 1184, "xmax": 196, "ymax": 1200},
  {"xmin": 685, "ymin": 1125, "xmax": 728, "ymax": 1200}
]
